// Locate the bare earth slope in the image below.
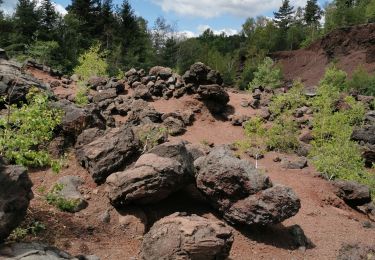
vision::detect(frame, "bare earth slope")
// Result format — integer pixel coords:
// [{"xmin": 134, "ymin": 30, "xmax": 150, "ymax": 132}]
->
[{"xmin": 272, "ymin": 23, "xmax": 375, "ymax": 87}]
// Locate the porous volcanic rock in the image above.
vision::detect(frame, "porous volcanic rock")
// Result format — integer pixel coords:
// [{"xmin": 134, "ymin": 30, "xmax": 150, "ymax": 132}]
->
[
  {"xmin": 76, "ymin": 123, "xmax": 141, "ymax": 183},
  {"xmin": 332, "ymin": 180, "xmax": 372, "ymax": 207},
  {"xmin": 140, "ymin": 213, "xmax": 233, "ymax": 260},
  {"xmin": 195, "ymin": 146, "xmax": 301, "ymax": 226},
  {"xmin": 0, "ymin": 162, "xmax": 33, "ymax": 241},
  {"xmin": 106, "ymin": 141, "xmax": 194, "ymax": 206}
]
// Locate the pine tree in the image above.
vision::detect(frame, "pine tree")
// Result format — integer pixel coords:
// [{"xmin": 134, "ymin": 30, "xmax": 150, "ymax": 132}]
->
[
  {"xmin": 14, "ymin": 0, "xmax": 40, "ymax": 44},
  {"xmin": 39, "ymin": 0, "xmax": 59, "ymax": 40},
  {"xmin": 304, "ymin": 0, "xmax": 323, "ymax": 26},
  {"xmin": 273, "ymin": 0, "xmax": 294, "ymax": 30}
]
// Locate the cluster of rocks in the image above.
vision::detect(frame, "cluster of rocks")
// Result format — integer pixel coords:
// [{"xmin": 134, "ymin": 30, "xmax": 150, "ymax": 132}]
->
[
  {"xmin": 102, "ymin": 141, "xmax": 301, "ymax": 257},
  {"xmin": 125, "ymin": 63, "xmax": 229, "ymax": 114}
]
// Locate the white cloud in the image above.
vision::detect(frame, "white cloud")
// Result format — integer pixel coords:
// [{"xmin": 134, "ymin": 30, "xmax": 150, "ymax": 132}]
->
[
  {"xmin": 152, "ymin": 0, "xmax": 309, "ymax": 18},
  {"xmin": 176, "ymin": 30, "xmax": 196, "ymax": 38},
  {"xmin": 1, "ymin": 0, "xmax": 67, "ymax": 16},
  {"xmin": 197, "ymin": 24, "xmax": 238, "ymax": 36}
]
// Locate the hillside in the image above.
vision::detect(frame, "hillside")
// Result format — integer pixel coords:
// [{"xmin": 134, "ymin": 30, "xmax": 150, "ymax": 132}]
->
[{"xmin": 272, "ymin": 23, "xmax": 375, "ymax": 87}]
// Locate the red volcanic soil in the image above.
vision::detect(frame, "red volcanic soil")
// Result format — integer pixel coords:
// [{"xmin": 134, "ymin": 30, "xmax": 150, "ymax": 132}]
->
[
  {"xmin": 272, "ymin": 23, "xmax": 375, "ymax": 88},
  {"xmin": 14, "ymin": 62, "xmax": 375, "ymax": 260}
]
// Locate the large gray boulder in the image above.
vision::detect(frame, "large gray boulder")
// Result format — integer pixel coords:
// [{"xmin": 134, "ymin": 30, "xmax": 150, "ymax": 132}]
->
[
  {"xmin": 183, "ymin": 62, "xmax": 223, "ymax": 86},
  {"xmin": 195, "ymin": 84, "xmax": 230, "ymax": 114},
  {"xmin": 140, "ymin": 213, "xmax": 233, "ymax": 260},
  {"xmin": 0, "ymin": 59, "xmax": 48, "ymax": 104},
  {"xmin": 106, "ymin": 141, "xmax": 194, "ymax": 207},
  {"xmin": 195, "ymin": 146, "xmax": 301, "ymax": 226},
  {"xmin": 0, "ymin": 242, "xmax": 99, "ymax": 260},
  {"xmin": 76, "ymin": 124, "xmax": 141, "ymax": 183},
  {"xmin": 0, "ymin": 163, "xmax": 33, "ymax": 241}
]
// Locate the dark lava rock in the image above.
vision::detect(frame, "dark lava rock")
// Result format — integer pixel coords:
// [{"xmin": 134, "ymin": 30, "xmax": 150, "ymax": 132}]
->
[{"xmin": 0, "ymin": 163, "xmax": 33, "ymax": 241}]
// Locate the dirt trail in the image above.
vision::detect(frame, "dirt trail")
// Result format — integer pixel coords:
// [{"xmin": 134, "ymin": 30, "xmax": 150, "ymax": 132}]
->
[{"xmin": 20, "ymin": 69, "xmax": 375, "ymax": 260}]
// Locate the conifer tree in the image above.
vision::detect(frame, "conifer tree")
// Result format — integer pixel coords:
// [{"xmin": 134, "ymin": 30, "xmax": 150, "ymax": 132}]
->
[
  {"xmin": 273, "ymin": 0, "xmax": 294, "ymax": 30},
  {"xmin": 14, "ymin": 0, "xmax": 40, "ymax": 44},
  {"xmin": 304, "ymin": 0, "xmax": 323, "ymax": 26},
  {"xmin": 39, "ymin": 0, "xmax": 59, "ymax": 40}
]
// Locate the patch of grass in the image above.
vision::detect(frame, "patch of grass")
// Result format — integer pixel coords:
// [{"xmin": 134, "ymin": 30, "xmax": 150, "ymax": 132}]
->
[
  {"xmin": 9, "ymin": 221, "xmax": 45, "ymax": 241},
  {"xmin": 137, "ymin": 125, "xmax": 167, "ymax": 152},
  {"xmin": 45, "ymin": 184, "xmax": 80, "ymax": 212}
]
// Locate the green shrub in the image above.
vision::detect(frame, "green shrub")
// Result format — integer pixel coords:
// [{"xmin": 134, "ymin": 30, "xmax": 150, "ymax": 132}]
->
[
  {"xmin": 244, "ymin": 116, "xmax": 266, "ymax": 137},
  {"xmin": 0, "ymin": 90, "xmax": 63, "ymax": 170},
  {"xmin": 266, "ymin": 117, "xmax": 300, "ymax": 153},
  {"xmin": 74, "ymin": 43, "xmax": 108, "ymax": 82},
  {"xmin": 248, "ymin": 57, "xmax": 282, "ymax": 90},
  {"xmin": 269, "ymin": 80, "xmax": 307, "ymax": 118},
  {"xmin": 137, "ymin": 125, "xmax": 167, "ymax": 152},
  {"xmin": 319, "ymin": 65, "xmax": 347, "ymax": 91},
  {"xmin": 310, "ymin": 68, "xmax": 374, "ymax": 196},
  {"xmin": 75, "ymin": 84, "xmax": 89, "ymax": 107},
  {"xmin": 347, "ymin": 66, "xmax": 375, "ymax": 96},
  {"xmin": 9, "ymin": 221, "xmax": 45, "ymax": 241},
  {"xmin": 45, "ymin": 184, "xmax": 80, "ymax": 212}
]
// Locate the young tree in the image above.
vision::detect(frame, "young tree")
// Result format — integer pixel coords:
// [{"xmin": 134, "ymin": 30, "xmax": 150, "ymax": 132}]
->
[{"xmin": 273, "ymin": 0, "xmax": 294, "ymax": 30}]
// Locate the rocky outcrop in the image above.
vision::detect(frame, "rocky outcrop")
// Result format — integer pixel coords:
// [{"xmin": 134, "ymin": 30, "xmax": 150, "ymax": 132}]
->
[
  {"xmin": 195, "ymin": 84, "xmax": 230, "ymax": 114},
  {"xmin": 140, "ymin": 213, "xmax": 233, "ymax": 260},
  {"xmin": 183, "ymin": 62, "xmax": 223, "ymax": 87},
  {"xmin": 0, "ymin": 162, "xmax": 33, "ymax": 241},
  {"xmin": 76, "ymin": 124, "xmax": 141, "ymax": 183},
  {"xmin": 351, "ymin": 124, "xmax": 375, "ymax": 166},
  {"xmin": 106, "ymin": 141, "xmax": 194, "ymax": 207},
  {"xmin": 194, "ymin": 146, "xmax": 301, "ymax": 226},
  {"xmin": 332, "ymin": 180, "xmax": 372, "ymax": 207},
  {"xmin": 0, "ymin": 242, "xmax": 99, "ymax": 260},
  {"xmin": 0, "ymin": 58, "xmax": 48, "ymax": 105}
]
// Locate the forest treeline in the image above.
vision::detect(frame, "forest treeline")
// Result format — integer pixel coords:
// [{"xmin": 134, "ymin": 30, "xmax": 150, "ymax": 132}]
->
[{"xmin": 1, "ymin": 0, "xmax": 375, "ymax": 88}]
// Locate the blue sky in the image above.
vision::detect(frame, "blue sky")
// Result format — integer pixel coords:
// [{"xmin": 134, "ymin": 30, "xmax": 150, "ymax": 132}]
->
[{"xmin": 2, "ymin": 0, "xmax": 329, "ymax": 36}]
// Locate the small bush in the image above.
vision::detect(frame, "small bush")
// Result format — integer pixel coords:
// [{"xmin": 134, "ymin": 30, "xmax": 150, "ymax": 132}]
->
[
  {"xmin": 74, "ymin": 43, "xmax": 108, "ymax": 82},
  {"xmin": 137, "ymin": 125, "xmax": 167, "ymax": 152},
  {"xmin": 248, "ymin": 57, "xmax": 282, "ymax": 90},
  {"xmin": 266, "ymin": 117, "xmax": 300, "ymax": 153},
  {"xmin": 269, "ymin": 80, "xmax": 307, "ymax": 118},
  {"xmin": 319, "ymin": 65, "xmax": 347, "ymax": 91},
  {"xmin": 9, "ymin": 221, "xmax": 45, "ymax": 241},
  {"xmin": 75, "ymin": 84, "xmax": 89, "ymax": 107},
  {"xmin": 0, "ymin": 90, "xmax": 63, "ymax": 170},
  {"xmin": 347, "ymin": 66, "xmax": 375, "ymax": 96},
  {"xmin": 45, "ymin": 184, "xmax": 80, "ymax": 212}
]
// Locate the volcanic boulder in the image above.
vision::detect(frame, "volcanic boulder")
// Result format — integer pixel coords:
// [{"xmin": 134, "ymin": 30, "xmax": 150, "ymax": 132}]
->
[
  {"xmin": 0, "ymin": 163, "xmax": 33, "ymax": 241},
  {"xmin": 332, "ymin": 180, "xmax": 372, "ymax": 207},
  {"xmin": 140, "ymin": 213, "xmax": 233, "ymax": 260},
  {"xmin": 106, "ymin": 141, "xmax": 194, "ymax": 207},
  {"xmin": 195, "ymin": 146, "xmax": 301, "ymax": 226},
  {"xmin": 76, "ymin": 123, "xmax": 141, "ymax": 183}
]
